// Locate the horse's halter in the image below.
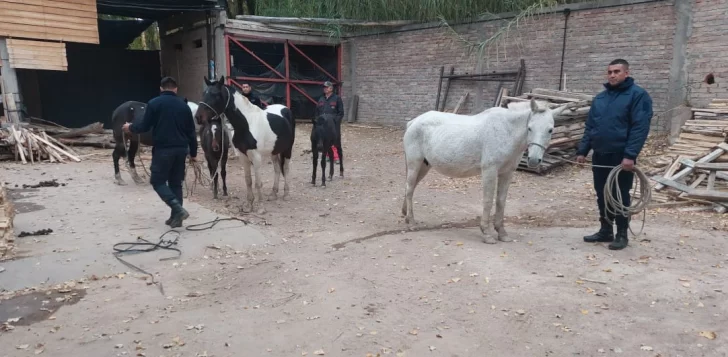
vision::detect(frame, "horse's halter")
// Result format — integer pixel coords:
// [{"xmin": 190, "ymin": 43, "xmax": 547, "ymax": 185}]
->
[
  {"xmin": 199, "ymin": 85, "xmax": 232, "ymax": 121},
  {"xmin": 524, "ymin": 111, "xmax": 549, "ymax": 168}
]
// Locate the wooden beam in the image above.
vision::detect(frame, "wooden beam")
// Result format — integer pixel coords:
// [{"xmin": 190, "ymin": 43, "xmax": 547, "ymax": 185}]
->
[
  {"xmin": 694, "ymin": 162, "xmax": 728, "ymax": 171},
  {"xmin": 655, "ymin": 143, "xmax": 728, "ymax": 190},
  {"xmin": 679, "ymin": 158, "xmax": 728, "ymax": 181},
  {"xmin": 686, "ymin": 189, "xmax": 728, "ymax": 202},
  {"xmin": 235, "ymin": 15, "xmax": 414, "ymax": 27},
  {"xmin": 650, "ymin": 176, "xmax": 694, "ymax": 193}
]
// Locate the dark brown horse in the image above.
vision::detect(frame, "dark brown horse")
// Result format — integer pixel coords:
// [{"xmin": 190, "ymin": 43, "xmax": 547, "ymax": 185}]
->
[
  {"xmin": 199, "ymin": 116, "xmax": 230, "ymax": 199},
  {"xmin": 111, "ymin": 101, "xmax": 153, "ymax": 185},
  {"xmin": 111, "ymin": 100, "xmax": 201, "ymax": 185}
]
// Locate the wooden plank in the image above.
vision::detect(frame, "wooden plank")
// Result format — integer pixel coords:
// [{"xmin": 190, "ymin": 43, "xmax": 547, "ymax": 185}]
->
[
  {"xmin": 694, "ymin": 162, "xmax": 728, "ymax": 171},
  {"xmin": 0, "ymin": 2, "xmax": 97, "ymax": 19},
  {"xmin": 708, "ymin": 171, "xmax": 717, "ymax": 190},
  {"xmin": 0, "ymin": 24, "xmax": 98, "ymax": 44},
  {"xmin": 0, "ymin": 0, "xmax": 98, "ymax": 44},
  {"xmin": 679, "ymin": 158, "xmax": 728, "ymax": 182},
  {"xmin": 3, "ymin": 0, "xmax": 96, "ymax": 13},
  {"xmin": 656, "ymin": 143, "xmax": 728, "ymax": 190},
  {"xmin": 524, "ymin": 92, "xmax": 582, "ymax": 103},
  {"xmin": 6, "ymin": 39, "xmax": 67, "ymax": 71},
  {"xmin": 690, "ymin": 107, "xmax": 728, "ymax": 113},
  {"xmin": 686, "ymin": 189, "xmax": 728, "ymax": 202},
  {"xmin": 678, "ymin": 173, "xmax": 708, "ymax": 199},
  {"xmin": 651, "ymin": 176, "xmax": 694, "ymax": 193},
  {"xmin": 530, "ymin": 88, "xmax": 593, "ymax": 102},
  {"xmin": 0, "ymin": 8, "xmax": 98, "ymax": 26},
  {"xmin": 1, "ymin": 15, "xmax": 98, "ymax": 32},
  {"xmin": 453, "ymin": 93, "xmax": 468, "ymax": 114}
]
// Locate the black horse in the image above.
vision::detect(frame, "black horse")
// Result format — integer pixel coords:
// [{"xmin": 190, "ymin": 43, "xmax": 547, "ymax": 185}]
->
[
  {"xmin": 310, "ymin": 114, "xmax": 344, "ymax": 187},
  {"xmin": 111, "ymin": 101, "xmax": 152, "ymax": 185}
]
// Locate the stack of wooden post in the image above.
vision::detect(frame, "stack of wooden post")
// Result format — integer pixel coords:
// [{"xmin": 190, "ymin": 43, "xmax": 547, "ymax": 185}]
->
[
  {"xmin": 501, "ymin": 88, "xmax": 593, "ymax": 174},
  {"xmin": 663, "ymin": 99, "xmax": 728, "ymax": 159},
  {"xmin": 0, "ymin": 182, "xmax": 14, "ymax": 260},
  {"xmin": 0, "ymin": 124, "xmax": 82, "ymax": 164},
  {"xmin": 648, "ymin": 99, "xmax": 728, "ymax": 212}
]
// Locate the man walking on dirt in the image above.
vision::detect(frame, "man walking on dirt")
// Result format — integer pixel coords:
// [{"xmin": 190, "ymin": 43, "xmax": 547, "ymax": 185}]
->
[
  {"xmin": 576, "ymin": 59, "xmax": 653, "ymax": 250},
  {"xmin": 122, "ymin": 76, "xmax": 198, "ymax": 228},
  {"xmin": 316, "ymin": 81, "xmax": 345, "ymax": 163}
]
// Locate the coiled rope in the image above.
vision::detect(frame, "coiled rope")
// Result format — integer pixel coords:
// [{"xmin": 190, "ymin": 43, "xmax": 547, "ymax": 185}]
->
[{"xmin": 548, "ymin": 155, "xmax": 656, "ymax": 236}]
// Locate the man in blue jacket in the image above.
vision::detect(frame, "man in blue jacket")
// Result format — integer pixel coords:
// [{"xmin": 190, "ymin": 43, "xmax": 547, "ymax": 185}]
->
[
  {"xmin": 122, "ymin": 77, "xmax": 198, "ymax": 228},
  {"xmin": 576, "ymin": 59, "xmax": 653, "ymax": 250}
]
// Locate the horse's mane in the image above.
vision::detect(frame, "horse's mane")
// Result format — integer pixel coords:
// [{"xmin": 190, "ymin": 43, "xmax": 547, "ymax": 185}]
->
[{"xmin": 506, "ymin": 100, "xmax": 549, "ymax": 113}]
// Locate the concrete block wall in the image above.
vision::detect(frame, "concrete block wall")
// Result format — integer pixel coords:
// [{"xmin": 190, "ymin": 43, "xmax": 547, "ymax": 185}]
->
[
  {"xmin": 160, "ymin": 25, "xmax": 209, "ymax": 103},
  {"xmin": 686, "ymin": 0, "xmax": 728, "ymax": 107},
  {"xmin": 342, "ymin": 0, "xmax": 677, "ymax": 130}
]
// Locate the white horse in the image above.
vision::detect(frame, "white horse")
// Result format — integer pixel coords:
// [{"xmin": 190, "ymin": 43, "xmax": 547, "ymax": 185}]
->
[
  {"xmin": 196, "ymin": 76, "xmax": 295, "ymax": 214},
  {"xmin": 401, "ymin": 98, "xmax": 572, "ymax": 244}
]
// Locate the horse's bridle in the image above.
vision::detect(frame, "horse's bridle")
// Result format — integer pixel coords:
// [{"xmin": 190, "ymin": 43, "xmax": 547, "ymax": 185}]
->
[
  {"xmin": 524, "ymin": 111, "xmax": 550, "ymax": 168},
  {"xmin": 198, "ymin": 85, "xmax": 232, "ymax": 121}
]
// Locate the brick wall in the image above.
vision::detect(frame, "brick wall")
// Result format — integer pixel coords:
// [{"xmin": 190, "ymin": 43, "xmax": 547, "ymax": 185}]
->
[
  {"xmin": 160, "ymin": 26, "xmax": 209, "ymax": 103},
  {"xmin": 343, "ymin": 0, "xmax": 676, "ymax": 131},
  {"xmin": 686, "ymin": 0, "xmax": 728, "ymax": 107}
]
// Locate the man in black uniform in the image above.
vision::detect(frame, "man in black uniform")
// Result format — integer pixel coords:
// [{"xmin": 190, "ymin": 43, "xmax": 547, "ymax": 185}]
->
[
  {"xmin": 316, "ymin": 81, "xmax": 344, "ymax": 162},
  {"xmin": 122, "ymin": 77, "xmax": 198, "ymax": 228},
  {"xmin": 240, "ymin": 82, "xmax": 266, "ymax": 109},
  {"xmin": 576, "ymin": 59, "xmax": 653, "ymax": 250}
]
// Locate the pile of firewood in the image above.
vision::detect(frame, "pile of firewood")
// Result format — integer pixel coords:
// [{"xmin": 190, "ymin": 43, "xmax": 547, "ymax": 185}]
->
[
  {"xmin": 649, "ymin": 99, "xmax": 728, "ymax": 213},
  {"xmin": 0, "ymin": 182, "xmax": 14, "ymax": 260},
  {"xmin": 0, "ymin": 124, "xmax": 82, "ymax": 164},
  {"xmin": 501, "ymin": 88, "xmax": 593, "ymax": 174}
]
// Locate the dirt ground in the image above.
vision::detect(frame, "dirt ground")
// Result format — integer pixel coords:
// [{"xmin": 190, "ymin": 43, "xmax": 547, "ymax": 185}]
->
[{"xmin": 1, "ymin": 123, "xmax": 727, "ymax": 357}]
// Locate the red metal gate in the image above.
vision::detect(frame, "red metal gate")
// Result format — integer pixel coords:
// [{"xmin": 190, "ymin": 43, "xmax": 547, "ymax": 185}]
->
[{"xmin": 224, "ymin": 34, "xmax": 342, "ymax": 109}]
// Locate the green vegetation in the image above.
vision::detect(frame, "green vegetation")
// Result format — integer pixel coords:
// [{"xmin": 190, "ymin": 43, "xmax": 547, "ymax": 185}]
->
[
  {"xmin": 98, "ymin": 14, "xmax": 161, "ymax": 51},
  {"xmin": 227, "ymin": 0, "xmax": 588, "ymax": 22}
]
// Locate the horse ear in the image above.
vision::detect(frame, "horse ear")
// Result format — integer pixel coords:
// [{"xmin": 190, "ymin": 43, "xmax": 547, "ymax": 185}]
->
[
  {"xmin": 530, "ymin": 98, "xmax": 538, "ymax": 112},
  {"xmin": 204, "ymin": 76, "xmax": 212, "ymax": 86},
  {"xmin": 218, "ymin": 76, "xmax": 226, "ymax": 86}
]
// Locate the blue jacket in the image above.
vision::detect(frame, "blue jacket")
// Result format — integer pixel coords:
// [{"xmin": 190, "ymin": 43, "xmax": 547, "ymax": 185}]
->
[
  {"xmin": 130, "ymin": 91, "xmax": 198, "ymax": 158},
  {"xmin": 576, "ymin": 77, "xmax": 653, "ymax": 160}
]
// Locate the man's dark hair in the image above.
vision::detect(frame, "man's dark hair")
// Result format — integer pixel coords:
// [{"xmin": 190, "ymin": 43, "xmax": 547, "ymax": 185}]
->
[
  {"xmin": 160, "ymin": 76, "xmax": 178, "ymax": 89},
  {"xmin": 609, "ymin": 59, "xmax": 630, "ymax": 69}
]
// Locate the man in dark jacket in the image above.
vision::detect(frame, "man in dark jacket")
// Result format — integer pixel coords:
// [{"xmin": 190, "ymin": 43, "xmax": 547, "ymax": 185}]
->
[
  {"xmin": 316, "ymin": 81, "xmax": 345, "ymax": 162},
  {"xmin": 240, "ymin": 82, "xmax": 266, "ymax": 109},
  {"xmin": 122, "ymin": 77, "xmax": 198, "ymax": 228},
  {"xmin": 576, "ymin": 59, "xmax": 653, "ymax": 250}
]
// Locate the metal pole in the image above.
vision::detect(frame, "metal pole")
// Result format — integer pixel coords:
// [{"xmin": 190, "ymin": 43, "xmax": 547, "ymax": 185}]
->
[{"xmin": 206, "ymin": 10, "xmax": 215, "ymax": 80}]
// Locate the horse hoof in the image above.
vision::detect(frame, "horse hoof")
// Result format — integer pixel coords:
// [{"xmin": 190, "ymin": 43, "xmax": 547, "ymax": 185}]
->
[
  {"xmin": 282, "ymin": 194, "xmax": 290, "ymax": 201},
  {"xmin": 267, "ymin": 192, "xmax": 278, "ymax": 201},
  {"xmin": 257, "ymin": 208, "xmax": 267, "ymax": 215},
  {"xmin": 498, "ymin": 234, "xmax": 513, "ymax": 242},
  {"xmin": 482, "ymin": 235, "xmax": 498, "ymax": 244},
  {"xmin": 404, "ymin": 216, "xmax": 415, "ymax": 225}
]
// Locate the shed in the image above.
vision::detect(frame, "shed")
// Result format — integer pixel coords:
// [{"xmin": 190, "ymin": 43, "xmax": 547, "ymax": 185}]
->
[{"xmin": 0, "ymin": 0, "xmax": 226, "ymax": 128}]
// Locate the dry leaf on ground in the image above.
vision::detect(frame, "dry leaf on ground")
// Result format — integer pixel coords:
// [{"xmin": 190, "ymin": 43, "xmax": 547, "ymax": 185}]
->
[{"xmin": 699, "ymin": 331, "xmax": 717, "ymax": 340}]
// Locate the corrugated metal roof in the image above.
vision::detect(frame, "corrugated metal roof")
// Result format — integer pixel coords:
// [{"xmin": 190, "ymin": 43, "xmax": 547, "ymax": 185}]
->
[{"xmin": 97, "ymin": 0, "xmax": 226, "ymax": 19}]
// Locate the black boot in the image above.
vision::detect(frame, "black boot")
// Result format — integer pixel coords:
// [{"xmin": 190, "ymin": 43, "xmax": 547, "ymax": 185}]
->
[
  {"xmin": 167, "ymin": 199, "xmax": 189, "ymax": 228},
  {"xmin": 165, "ymin": 210, "xmax": 173, "ymax": 226},
  {"xmin": 609, "ymin": 225, "xmax": 629, "ymax": 250},
  {"xmin": 583, "ymin": 218, "xmax": 614, "ymax": 243}
]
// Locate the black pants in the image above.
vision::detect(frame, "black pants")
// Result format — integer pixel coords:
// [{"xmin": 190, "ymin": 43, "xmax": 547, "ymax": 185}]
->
[
  {"xmin": 149, "ymin": 147, "xmax": 187, "ymax": 207},
  {"xmin": 592, "ymin": 152, "xmax": 634, "ymax": 229}
]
